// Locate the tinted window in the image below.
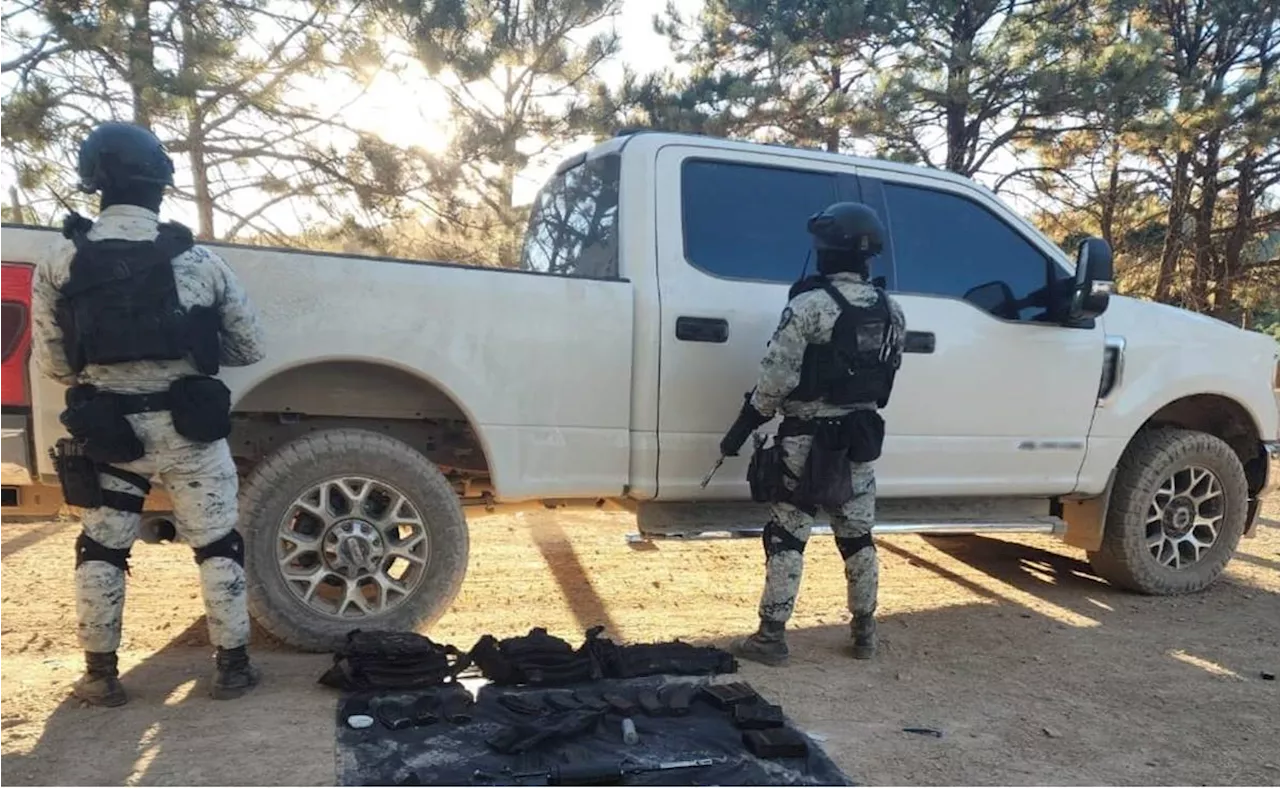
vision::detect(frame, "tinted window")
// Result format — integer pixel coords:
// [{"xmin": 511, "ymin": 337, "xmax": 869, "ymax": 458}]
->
[
  {"xmin": 683, "ymin": 160, "xmax": 838, "ymax": 282},
  {"xmin": 520, "ymin": 154, "xmax": 620, "ymax": 278},
  {"xmin": 883, "ymin": 183, "xmax": 1054, "ymax": 320}
]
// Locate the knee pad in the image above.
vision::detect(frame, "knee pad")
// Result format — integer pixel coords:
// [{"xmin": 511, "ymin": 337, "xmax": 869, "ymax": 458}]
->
[
  {"xmin": 76, "ymin": 532, "xmax": 131, "ymax": 573},
  {"xmin": 763, "ymin": 520, "xmax": 808, "ymax": 558},
  {"xmin": 193, "ymin": 529, "xmax": 245, "ymax": 567},
  {"xmin": 836, "ymin": 533, "xmax": 874, "ymax": 560}
]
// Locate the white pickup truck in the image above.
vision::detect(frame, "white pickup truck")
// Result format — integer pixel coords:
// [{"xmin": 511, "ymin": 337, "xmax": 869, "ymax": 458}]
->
[{"xmin": 3, "ymin": 130, "xmax": 1278, "ymax": 651}]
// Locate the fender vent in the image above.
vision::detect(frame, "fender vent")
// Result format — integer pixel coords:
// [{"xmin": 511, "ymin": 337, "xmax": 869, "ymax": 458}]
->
[{"xmin": 1098, "ymin": 337, "xmax": 1125, "ymax": 400}]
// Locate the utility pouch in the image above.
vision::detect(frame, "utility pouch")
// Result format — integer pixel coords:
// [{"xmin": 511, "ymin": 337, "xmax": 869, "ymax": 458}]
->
[
  {"xmin": 60, "ymin": 385, "xmax": 144, "ymax": 464},
  {"xmin": 791, "ymin": 419, "xmax": 853, "ymax": 510},
  {"xmin": 55, "ymin": 298, "xmax": 86, "ymax": 373},
  {"xmin": 51, "ymin": 437, "xmax": 103, "ymax": 508},
  {"xmin": 168, "ymin": 376, "xmax": 232, "ymax": 443},
  {"xmin": 747, "ymin": 437, "xmax": 788, "ymax": 504},
  {"xmin": 185, "ymin": 305, "xmax": 222, "ymax": 376},
  {"xmin": 845, "ymin": 410, "xmax": 886, "ymax": 463}
]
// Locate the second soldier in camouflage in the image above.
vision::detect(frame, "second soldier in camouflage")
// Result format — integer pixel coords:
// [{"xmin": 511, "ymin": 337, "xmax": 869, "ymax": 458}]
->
[{"xmin": 718, "ymin": 201, "xmax": 905, "ymax": 665}]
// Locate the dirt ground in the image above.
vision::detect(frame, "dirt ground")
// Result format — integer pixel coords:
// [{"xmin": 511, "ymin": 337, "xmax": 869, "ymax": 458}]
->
[{"xmin": 2, "ymin": 502, "xmax": 1278, "ymax": 786}]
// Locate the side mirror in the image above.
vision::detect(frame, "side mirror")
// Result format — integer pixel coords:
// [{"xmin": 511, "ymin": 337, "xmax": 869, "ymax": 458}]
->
[{"xmin": 1070, "ymin": 237, "xmax": 1114, "ymax": 320}]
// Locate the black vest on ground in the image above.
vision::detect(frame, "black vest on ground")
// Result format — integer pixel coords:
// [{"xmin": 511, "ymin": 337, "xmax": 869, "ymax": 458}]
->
[
  {"xmin": 787, "ymin": 275, "xmax": 900, "ymax": 408},
  {"xmin": 56, "ymin": 215, "xmax": 219, "ymax": 375}
]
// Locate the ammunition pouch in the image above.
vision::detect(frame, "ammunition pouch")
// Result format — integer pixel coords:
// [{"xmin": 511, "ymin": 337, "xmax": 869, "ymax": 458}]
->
[
  {"xmin": 778, "ymin": 412, "xmax": 885, "ymax": 508},
  {"xmin": 61, "ymin": 376, "xmax": 231, "ymax": 460},
  {"xmin": 781, "ymin": 418, "xmax": 853, "ymax": 510},
  {"xmin": 168, "ymin": 376, "xmax": 232, "ymax": 443},
  {"xmin": 844, "ymin": 409, "xmax": 885, "ymax": 463},
  {"xmin": 52, "ymin": 441, "xmax": 152, "ymax": 512},
  {"xmin": 186, "ymin": 305, "xmax": 222, "ymax": 376},
  {"xmin": 747, "ymin": 438, "xmax": 791, "ymax": 505},
  {"xmin": 51, "ymin": 438, "xmax": 103, "ymax": 508},
  {"xmin": 60, "ymin": 385, "xmax": 145, "ymax": 464}
]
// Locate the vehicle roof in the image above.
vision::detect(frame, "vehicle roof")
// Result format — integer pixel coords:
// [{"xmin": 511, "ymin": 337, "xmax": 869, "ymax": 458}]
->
[{"xmin": 590, "ymin": 129, "xmax": 982, "ymax": 191}]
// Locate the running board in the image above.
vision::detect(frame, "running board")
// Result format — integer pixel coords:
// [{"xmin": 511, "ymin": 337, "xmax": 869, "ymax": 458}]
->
[
  {"xmin": 625, "ymin": 519, "xmax": 1063, "ymax": 543},
  {"xmin": 625, "ymin": 498, "xmax": 1065, "ymax": 544}
]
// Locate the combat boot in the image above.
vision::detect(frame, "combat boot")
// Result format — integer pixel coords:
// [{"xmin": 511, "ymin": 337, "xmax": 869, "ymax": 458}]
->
[
  {"xmin": 731, "ymin": 620, "xmax": 789, "ymax": 666},
  {"xmin": 211, "ymin": 645, "xmax": 261, "ymax": 700},
  {"xmin": 73, "ymin": 651, "xmax": 128, "ymax": 707},
  {"xmin": 851, "ymin": 614, "xmax": 877, "ymax": 660}
]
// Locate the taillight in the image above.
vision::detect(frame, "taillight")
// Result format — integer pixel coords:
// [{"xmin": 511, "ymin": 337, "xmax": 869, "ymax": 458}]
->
[{"xmin": 1, "ymin": 300, "xmax": 26, "ymax": 360}]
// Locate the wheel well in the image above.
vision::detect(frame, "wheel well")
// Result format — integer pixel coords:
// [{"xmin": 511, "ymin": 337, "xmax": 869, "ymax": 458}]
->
[
  {"xmin": 1141, "ymin": 394, "xmax": 1261, "ymax": 474},
  {"xmin": 229, "ymin": 360, "xmax": 491, "ymax": 500}
]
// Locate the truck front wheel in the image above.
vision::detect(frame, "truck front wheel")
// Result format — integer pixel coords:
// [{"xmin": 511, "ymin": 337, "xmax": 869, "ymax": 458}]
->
[
  {"xmin": 239, "ymin": 428, "xmax": 469, "ymax": 651},
  {"xmin": 1089, "ymin": 428, "xmax": 1247, "ymax": 595}
]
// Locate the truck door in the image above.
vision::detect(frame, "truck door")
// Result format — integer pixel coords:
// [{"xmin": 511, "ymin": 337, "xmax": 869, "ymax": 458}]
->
[
  {"xmin": 652, "ymin": 145, "xmax": 871, "ymax": 500},
  {"xmin": 858, "ymin": 174, "xmax": 1105, "ymax": 496}
]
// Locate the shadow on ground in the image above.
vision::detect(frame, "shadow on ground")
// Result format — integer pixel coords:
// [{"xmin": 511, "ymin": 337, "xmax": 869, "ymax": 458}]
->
[
  {"xmin": 1, "ymin": 619, "xmax": 333, "ymax": 787},
  {"xmin": 4, "ymin": 519, "xmax": 1278, "ymax": 786}
]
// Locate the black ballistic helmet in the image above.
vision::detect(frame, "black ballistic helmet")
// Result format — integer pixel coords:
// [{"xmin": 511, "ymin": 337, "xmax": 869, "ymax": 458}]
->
[
  {"xmin": 807, "ymin": 202, "xmax": 885, "ymax": 256},
  {"xmin": 77, "ymin": 122, "xmax": 175, "ymax": 194}
]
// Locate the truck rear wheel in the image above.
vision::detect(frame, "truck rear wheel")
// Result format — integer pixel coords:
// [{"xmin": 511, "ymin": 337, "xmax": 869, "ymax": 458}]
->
[
  {"xmin": 240, "ymin": 428, "xmax": 469, "ymax": 651},
  {"xmin": 1089, "ymin": 428, "xmax": 1247, "ymax": 595}
]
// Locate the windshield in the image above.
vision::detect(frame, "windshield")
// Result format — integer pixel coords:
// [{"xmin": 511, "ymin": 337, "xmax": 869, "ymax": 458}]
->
[{"xmin": 519, "ymin": 153, "xmax": 620, "ymax": 278}]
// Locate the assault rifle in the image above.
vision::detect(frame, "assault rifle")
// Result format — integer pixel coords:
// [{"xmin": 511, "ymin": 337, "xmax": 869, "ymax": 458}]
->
[{"xmin": 502, "ymin": 756, "xmax": 723, "ymax": 786}]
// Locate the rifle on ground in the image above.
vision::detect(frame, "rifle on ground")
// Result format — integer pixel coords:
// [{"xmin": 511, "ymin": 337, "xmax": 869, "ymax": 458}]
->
[{"xmin": 506, "ymin": 757, "xmax": 723, "ymax": 785}]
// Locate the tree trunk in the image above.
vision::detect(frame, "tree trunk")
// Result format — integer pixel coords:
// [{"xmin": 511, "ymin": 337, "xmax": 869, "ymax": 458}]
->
[
  {"xmin": 128, "ymin": 0, "xmax": 155, "ymax": 128},
  {"xmin": 1155, "ymin": 150, "xmax": 1192, "ymax": 301},
  {"xmin": 188, "ymin": 117, "xmax": 214, "ymax": 238},
  {"xmin": 1099, "ymin": 137, "xmax": 1121, "ymax": 248},
  {"xmin": 8, "ymin": 186, "xmax": 26, "ymax": 224},
  {"xmin": 497, "ymin": 64, "xmax": 518, "ymax": 268},
  {"xmin": 1190, "ymin": 131, "xmax": 1221, "ymax": 311},
  {"xmin": 826, "ymin": 64, "xmax": 841, "ymax": 153},
  {"xmin": 178, "ymin": 0, "xmax": 214, "ymax": 238},
  {"xmin": 1219, "ymin": 150, "xmax": 1254, "ymax": 311},
  {"xmin": 944, "ymin": 5, "xmax": 974, "ymax": 174}
]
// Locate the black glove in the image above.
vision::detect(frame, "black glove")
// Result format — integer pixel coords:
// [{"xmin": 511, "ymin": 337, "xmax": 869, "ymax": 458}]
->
[{"xmin": 719, "ymin": 395, "xmax": 770, "ymax": 457}]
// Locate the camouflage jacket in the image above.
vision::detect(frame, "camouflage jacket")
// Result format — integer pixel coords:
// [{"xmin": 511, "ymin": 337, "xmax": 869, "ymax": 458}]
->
[
  {"xmin": 31, "ymin": 204, "xmax": 266, "ymax": 395},
  {"xmin": 750, "ymin": 271, "xmax": 906, "ymax": 420}
]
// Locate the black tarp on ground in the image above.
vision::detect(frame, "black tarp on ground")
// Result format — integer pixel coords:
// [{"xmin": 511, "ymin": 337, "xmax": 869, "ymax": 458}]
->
[{"xmin": 334, "ymin": 676, "xmax": 852, "ymax": 786}]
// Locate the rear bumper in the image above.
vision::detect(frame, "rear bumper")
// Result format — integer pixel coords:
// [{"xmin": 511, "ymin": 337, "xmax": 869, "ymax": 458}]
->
[{"xmin": 1246, "ymin": 440, "xmax": 1279, "ymax": 534}]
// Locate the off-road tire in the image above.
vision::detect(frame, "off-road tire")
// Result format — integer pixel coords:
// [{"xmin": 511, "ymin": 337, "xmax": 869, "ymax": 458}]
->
[
  {"xmin": 240, "ymin": 429, "xmax": 469, "ymax": 651},
  {"xmin": 1088, "ymin": 428, "xmax": 1247, "ymax": 595}
]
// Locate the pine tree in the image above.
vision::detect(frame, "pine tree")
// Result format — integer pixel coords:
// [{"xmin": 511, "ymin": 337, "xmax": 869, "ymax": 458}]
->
[{"xmin": 379, "ymin": 0, "xmax": 622, "ymax": 267}]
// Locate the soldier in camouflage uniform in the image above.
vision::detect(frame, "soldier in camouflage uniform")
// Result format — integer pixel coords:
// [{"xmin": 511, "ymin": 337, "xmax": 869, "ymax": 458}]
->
[
  {"xmin": 719, "ymin": 202, "xmax": 905, "ymax": 666},
  {"xmin": 31, "ymin": 122, "xmax": 266, "ymax": 706}
]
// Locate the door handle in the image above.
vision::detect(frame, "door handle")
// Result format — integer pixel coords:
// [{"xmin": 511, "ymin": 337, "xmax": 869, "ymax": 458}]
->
[
  {"xmin": 904, "ymin": 331, "xmax": 935, "ymax": 354},
  {"xmin": 676, "ymin": 316, "xmax": 729, "ymax": 343}
]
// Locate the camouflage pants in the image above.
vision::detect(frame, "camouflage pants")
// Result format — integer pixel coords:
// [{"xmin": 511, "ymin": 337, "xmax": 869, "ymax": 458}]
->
[
  {"xmin": 77, "ymin": 411, "xmax": 248, "ymax": 653},
  {"xmin": 758, "ymin": 434, "xmax": 878, "ymax": 625}
]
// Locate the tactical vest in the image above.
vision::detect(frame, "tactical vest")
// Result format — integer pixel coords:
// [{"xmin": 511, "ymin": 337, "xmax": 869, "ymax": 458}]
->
[
  {"xmin": 56, "ymin": 215, "xmax": 220, "ymax": 376},
  {"xmin": 788, "ymin": 276, "xmax": 900, "ymax": 408}
]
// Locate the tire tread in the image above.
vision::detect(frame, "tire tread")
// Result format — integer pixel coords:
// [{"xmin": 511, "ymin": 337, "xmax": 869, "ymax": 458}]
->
[
  {"xmin": 1089, "ymin": 428, "xmax": 1247, "ymax": 595},
  {"xmin": 240, "ymin": 428, "xmax": 469, "ymax": 652}
]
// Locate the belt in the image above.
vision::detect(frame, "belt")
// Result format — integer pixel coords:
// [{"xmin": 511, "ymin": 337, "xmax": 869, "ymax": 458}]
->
[
  {"xmin": 777, "ymin": 417, "xmax": 842, "ymax": 438},
  {"xmin": 113, "ymin": 391, "xmax": 171, "ymax": 415},
  {"xmin": 777, "ymin": 411, "xmax": 876, "ymax": 438}
]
